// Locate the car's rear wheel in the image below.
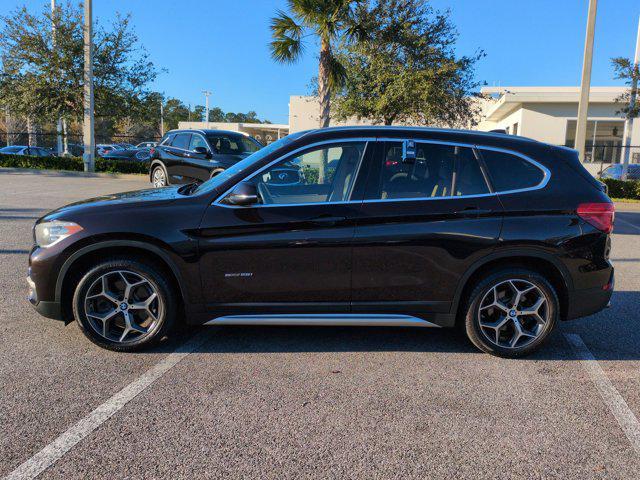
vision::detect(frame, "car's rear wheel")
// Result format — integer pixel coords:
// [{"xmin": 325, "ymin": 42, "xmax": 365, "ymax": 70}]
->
[
  {"xmin": 464, "ymin": 268, "xmax": 558, "ymax": 357},
  {"xmin": 72, "ymin": 258, "xmax": 177, "ymax": 351},
  {"xmin": 151, "ymin": 165, "xmax": 168, "ymax": 187}
]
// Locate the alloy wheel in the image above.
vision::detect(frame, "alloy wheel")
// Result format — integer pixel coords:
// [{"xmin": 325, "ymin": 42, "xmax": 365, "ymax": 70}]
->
[
  {"xmin": 84, "ymin": 270, "xmax": 163, "ymax": 344},
  {"xmin": 477, "ymin": 279, "xmax": 549, "ymax": 349},
  {"xmin": 152, "ymin": 167, "xmax": 166, "ymax": 187}
]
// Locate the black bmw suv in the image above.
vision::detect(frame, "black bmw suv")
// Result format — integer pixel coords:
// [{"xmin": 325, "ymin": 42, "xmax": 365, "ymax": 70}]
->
[
  {"xmin": 28, "ymin": 127, "xmax": 615, "ymax": 357},
  {"xmin": 149, "ymin": 129, "xmax": 263, "ymax": 187}
]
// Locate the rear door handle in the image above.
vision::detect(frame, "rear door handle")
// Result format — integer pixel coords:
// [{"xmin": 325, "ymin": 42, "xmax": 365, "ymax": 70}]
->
[
  {"xmin": 455, "ymin": 207, "xmax": 492, "ymax": 217},
  {"xmin": 309, "ymin": 215, "xmax": 347, "ymax": 226}
]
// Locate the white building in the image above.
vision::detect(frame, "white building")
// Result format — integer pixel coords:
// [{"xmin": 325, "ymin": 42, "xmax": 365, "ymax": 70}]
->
[
  {"xmin": 477, "ymin": 86, "xmax": 639, "ymax": 169},
  {"xmin": 288, "ymin": 87, "xmax": 638, "ymax": 173}
]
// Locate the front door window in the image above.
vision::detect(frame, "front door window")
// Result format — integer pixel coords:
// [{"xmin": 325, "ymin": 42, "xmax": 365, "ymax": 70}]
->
[{"xmin": 241, "ymin": 142, "xmax": 368, "ymax": 205}]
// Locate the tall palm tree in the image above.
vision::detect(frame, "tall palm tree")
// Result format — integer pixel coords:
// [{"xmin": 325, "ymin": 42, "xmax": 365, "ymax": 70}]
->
[{"xmin": 270, "ymin": 0, "xmax": 363, "ymax": 129}]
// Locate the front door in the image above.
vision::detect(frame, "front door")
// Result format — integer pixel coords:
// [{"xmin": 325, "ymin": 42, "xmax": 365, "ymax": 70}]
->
[
  {"xmin": 197, "ymin": 140, "xmax": 372, "ymax": 315},
  {"xmin": 351, "ymin": 139, "xmax": 503, "ymax": 318}
]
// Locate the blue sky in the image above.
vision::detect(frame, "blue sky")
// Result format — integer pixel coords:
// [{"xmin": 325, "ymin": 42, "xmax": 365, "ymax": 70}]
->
[{"xmin": 2, "ymin": 0, "xmax": 639, "ymax": 124}]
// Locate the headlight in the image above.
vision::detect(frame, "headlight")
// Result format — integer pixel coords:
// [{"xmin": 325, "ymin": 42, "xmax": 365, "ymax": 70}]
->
[{"xmin": 34, "ymin": 221, "xmax": 83, "ymax": 248}]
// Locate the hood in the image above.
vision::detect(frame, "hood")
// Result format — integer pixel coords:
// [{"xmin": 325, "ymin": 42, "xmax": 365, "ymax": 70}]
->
[{"xmin": 39, "ymin": 186, "xmax": 183, "ymax": 222}]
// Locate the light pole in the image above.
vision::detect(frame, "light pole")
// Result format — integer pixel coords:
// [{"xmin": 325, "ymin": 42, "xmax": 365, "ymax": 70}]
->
[
  {"xmin": 621, "ymin": 17, "xmax": 640, "ymax": 179},
  {"xmin": 82, "ymin": 0, "xmax": 95, "ymax": 172},
  {"xmin": 160, "ymin": 101, "xmax": 164, "ymax": 137},
  {"xmin": 202, "ymin": 90, "xmax": 211, "ymax": 128},
  {"xmin": 575, "ymin": 0, "xmax": 598, "ymax": 163}
]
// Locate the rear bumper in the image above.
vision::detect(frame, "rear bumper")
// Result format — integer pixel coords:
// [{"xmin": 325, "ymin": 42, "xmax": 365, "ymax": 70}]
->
[{"xmin": 566, "ymin": 269, "xmax": 614, "ymax": 320}]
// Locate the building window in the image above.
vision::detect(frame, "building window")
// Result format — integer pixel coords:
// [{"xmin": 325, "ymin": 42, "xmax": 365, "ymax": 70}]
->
[{"xmin": 565, "ymin": 119, "xmax": 625, "ymax": 163}]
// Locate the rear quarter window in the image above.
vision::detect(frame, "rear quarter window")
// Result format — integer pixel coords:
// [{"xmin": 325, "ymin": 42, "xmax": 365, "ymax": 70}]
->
[{"xmin": 480, "ymin": 149, "xmax": 545, "ymax": 192}]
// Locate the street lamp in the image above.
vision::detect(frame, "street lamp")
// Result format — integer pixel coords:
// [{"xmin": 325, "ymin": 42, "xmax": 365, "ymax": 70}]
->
[{"xmin": 202, "ymin": 90, "xmax": 212, "ymax": 128}]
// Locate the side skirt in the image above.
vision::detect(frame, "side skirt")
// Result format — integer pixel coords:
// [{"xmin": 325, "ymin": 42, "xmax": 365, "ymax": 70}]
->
[{"xmin": 204, "ymin": 314, "xmax": 441, "ymax": 328}]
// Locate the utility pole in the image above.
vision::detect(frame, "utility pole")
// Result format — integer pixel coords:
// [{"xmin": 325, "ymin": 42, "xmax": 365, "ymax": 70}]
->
[
  {"xmin": 82, "ymin": 0, "xmax": 95, "ymax": 172},
  {"xmin": 575, "ymin": 0, "xmax": 598, "ymax": 163},
  {"xmin": 160, "ymin": 102, "xmax": 164, "ymax": 136},
  {"xmin": 52, "ymin": 0, "xmax": 64, "ymax": 156},
  {"xmin": 621, "ymin": 17, "xmax": 640, "ymax": 179},
  {"xmin": 202, "ymin": 90, "xmax": 212, "ymax": 128}
]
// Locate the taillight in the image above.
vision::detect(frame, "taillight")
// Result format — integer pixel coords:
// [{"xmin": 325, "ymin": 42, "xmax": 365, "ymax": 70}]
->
[
  {"xmin": 577, "ymin": 203, "xmax": 615, "ymax": 234},
  {"xmin": 149, "ymin": 147, "xmax": 156, "ymax": 156}
]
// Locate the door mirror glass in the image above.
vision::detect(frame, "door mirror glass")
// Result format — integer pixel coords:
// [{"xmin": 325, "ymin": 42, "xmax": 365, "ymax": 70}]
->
[
  {"xmin": 223, "ymin": 182, "xmax": 260, "ymax": 206},
  {"xmin": 402, "ymin": 139, "xmax": 417, "ymax": 162}
]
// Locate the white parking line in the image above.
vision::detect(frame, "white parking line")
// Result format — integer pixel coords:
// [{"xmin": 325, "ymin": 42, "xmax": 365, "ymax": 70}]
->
[
  {"xmin": 616, "ymin": 217, "xmax": 640, "ymax": 233},
  {"xmin": 3, "ymin": 333, "xmax": 210, "ymax": 480},
  {"xmin": 564, "ymin": 333, "xmax": 640, "ymax": 456}
]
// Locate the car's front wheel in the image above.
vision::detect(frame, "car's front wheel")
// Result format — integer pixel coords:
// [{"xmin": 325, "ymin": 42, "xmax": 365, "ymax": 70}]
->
[
  {"xmin": 464, "ymin": 268, "xmax": 558, "ymax": 358},
  {"xmin": 151, "ymin": 165, "xmax": 168, "ymax": 187},
  {"xmin": 72, "ymin": 258, "xmax": 177, "ymax": 351}
]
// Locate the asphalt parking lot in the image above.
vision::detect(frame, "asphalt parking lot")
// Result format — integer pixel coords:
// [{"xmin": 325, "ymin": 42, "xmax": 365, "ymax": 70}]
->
[{"xmin": 1, "ymin": 168, "xmax": 639, "ymax": 479}]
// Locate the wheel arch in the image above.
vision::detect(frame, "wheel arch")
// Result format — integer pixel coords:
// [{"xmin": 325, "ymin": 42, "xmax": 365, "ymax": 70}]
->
[
  {"xmin": 57, "ymin": 240, "xmax": 186, "ymax": 323},
  {"xmin": 453, "ymin": 250, "xmax": 572, "ymax": 325}
]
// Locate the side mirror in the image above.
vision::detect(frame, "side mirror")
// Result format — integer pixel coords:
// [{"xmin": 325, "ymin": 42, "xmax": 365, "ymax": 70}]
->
[
  {"xmin": 402, "ymin": 139, "xmax": 417, "ymax": 162},
  {"xmin": 223, "ymin": 182, "xmax": 260, "ymax": 206},
  {"xmin": 193, "ymin": 146, "xmax": 211, "ymax": 158}
]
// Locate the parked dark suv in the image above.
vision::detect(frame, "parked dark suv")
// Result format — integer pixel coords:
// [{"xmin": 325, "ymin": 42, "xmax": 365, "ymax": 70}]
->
[
  {"xmin": 148, "ymin": 129, "xmax": 263, "ymax": 187},
  {"xmin": 28, "ymin": 127, "xmax": 615, "ymax": 357}
]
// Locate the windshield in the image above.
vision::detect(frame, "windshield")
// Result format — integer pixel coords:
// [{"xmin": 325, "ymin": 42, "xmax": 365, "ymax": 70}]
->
[
  {"xmin": 206, "ymin": 134, "xmax": 262, "ymax": 155},
  {"xmin": 194, "ymin": 132, "xmax": 307, "ymax": 195}
]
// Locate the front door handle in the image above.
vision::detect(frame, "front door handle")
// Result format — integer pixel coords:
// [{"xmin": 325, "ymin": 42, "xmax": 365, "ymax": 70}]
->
[{"xmin": 308, "ymin": 215, "xmax": 347, "ymax": 226}]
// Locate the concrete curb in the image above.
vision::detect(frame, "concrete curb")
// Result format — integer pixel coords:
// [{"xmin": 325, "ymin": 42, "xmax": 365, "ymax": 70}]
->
[{"xmin": 0, "ymin": 167, "xmax": 147, "ymax": 180}]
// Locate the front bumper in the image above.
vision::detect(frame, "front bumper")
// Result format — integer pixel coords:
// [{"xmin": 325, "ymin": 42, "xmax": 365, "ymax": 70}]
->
[{"xmin": 27, "ymin": 271, "xmax": 64, "ymax": 321}]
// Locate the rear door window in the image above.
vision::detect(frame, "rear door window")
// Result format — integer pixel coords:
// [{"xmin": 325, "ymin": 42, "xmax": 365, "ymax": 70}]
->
[
  {"xmin": 479, "ymin": 149, "xmax": 545, "ymax": 192},
  {"xmin": 455, "ymin": 152, "xmax": 490, "ymax": 196},
  {"xmin": 367, "ymin": 142, "xmax": 477, "ymax": 200}
]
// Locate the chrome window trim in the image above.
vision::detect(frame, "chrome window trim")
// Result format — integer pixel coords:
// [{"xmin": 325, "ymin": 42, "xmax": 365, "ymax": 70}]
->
[
  {"xmin": 212, "ymin": 136, "xmax": 551, "ymax": 208},
  {"xmin": 213, "ymin": 137, "xmax": 375, "ymax": 208},
  {"xmin": 475, "ymin": 145, "xmax": 551, "ymax": 195}
]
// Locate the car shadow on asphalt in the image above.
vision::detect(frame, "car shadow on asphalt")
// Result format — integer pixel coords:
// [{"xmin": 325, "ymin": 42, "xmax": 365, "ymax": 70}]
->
[{"xmin": 138, "ymin": 290, "xmax": 639, "ymax": 361}]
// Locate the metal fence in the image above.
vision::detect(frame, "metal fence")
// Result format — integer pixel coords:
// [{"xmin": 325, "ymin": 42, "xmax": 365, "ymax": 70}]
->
[
  {"xmin": 581, "ymin": 145, "xmax": 640, "ymax": 176},
  {"xmin": 0, "ymin": 131, "xmax": 162, "ymax": 155}
]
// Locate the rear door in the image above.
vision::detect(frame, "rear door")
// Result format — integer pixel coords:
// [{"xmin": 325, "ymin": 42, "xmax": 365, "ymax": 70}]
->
[
  {"xmin": 163, "ymin": 133, "xmax": 192, "ymax": 184},
  {"xmin": 351, "ymin": 139, "xmax": 503, "ymax": 318}
]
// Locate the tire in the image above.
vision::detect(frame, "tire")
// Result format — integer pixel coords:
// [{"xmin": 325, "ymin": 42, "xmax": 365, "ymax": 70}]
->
[
  {"xmin": 463, "ymin": 268, "xmax": 558, "ymax": 358},
  {"xmin": 151, "ymin": 164, "xmax": 168, "ymax": 187},
  {"xmin": 72, "ymin": 257, "xmax": 177, "ymax": 352}
]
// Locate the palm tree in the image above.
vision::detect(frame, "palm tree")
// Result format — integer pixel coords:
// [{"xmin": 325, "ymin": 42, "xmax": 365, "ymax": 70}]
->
[{"xmin": 270, "ymin": 0, "xmax": 363, "ymax": 129}]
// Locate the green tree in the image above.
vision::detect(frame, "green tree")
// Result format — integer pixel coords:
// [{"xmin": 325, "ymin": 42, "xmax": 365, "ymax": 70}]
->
[
  {"xmin": 269, "ymin": 0, "xmax": 365, "ymax": 129},
  {"xmin": 0, "ymin": 2, "xmax": 158, "ymax": 128},
  {"xmin": 332, "ymin": 0, "xmax": 485, "ymax": 127},
  {"xmin": 612, "ymin": 56, "xmax": 639, "ymax": 119}
]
